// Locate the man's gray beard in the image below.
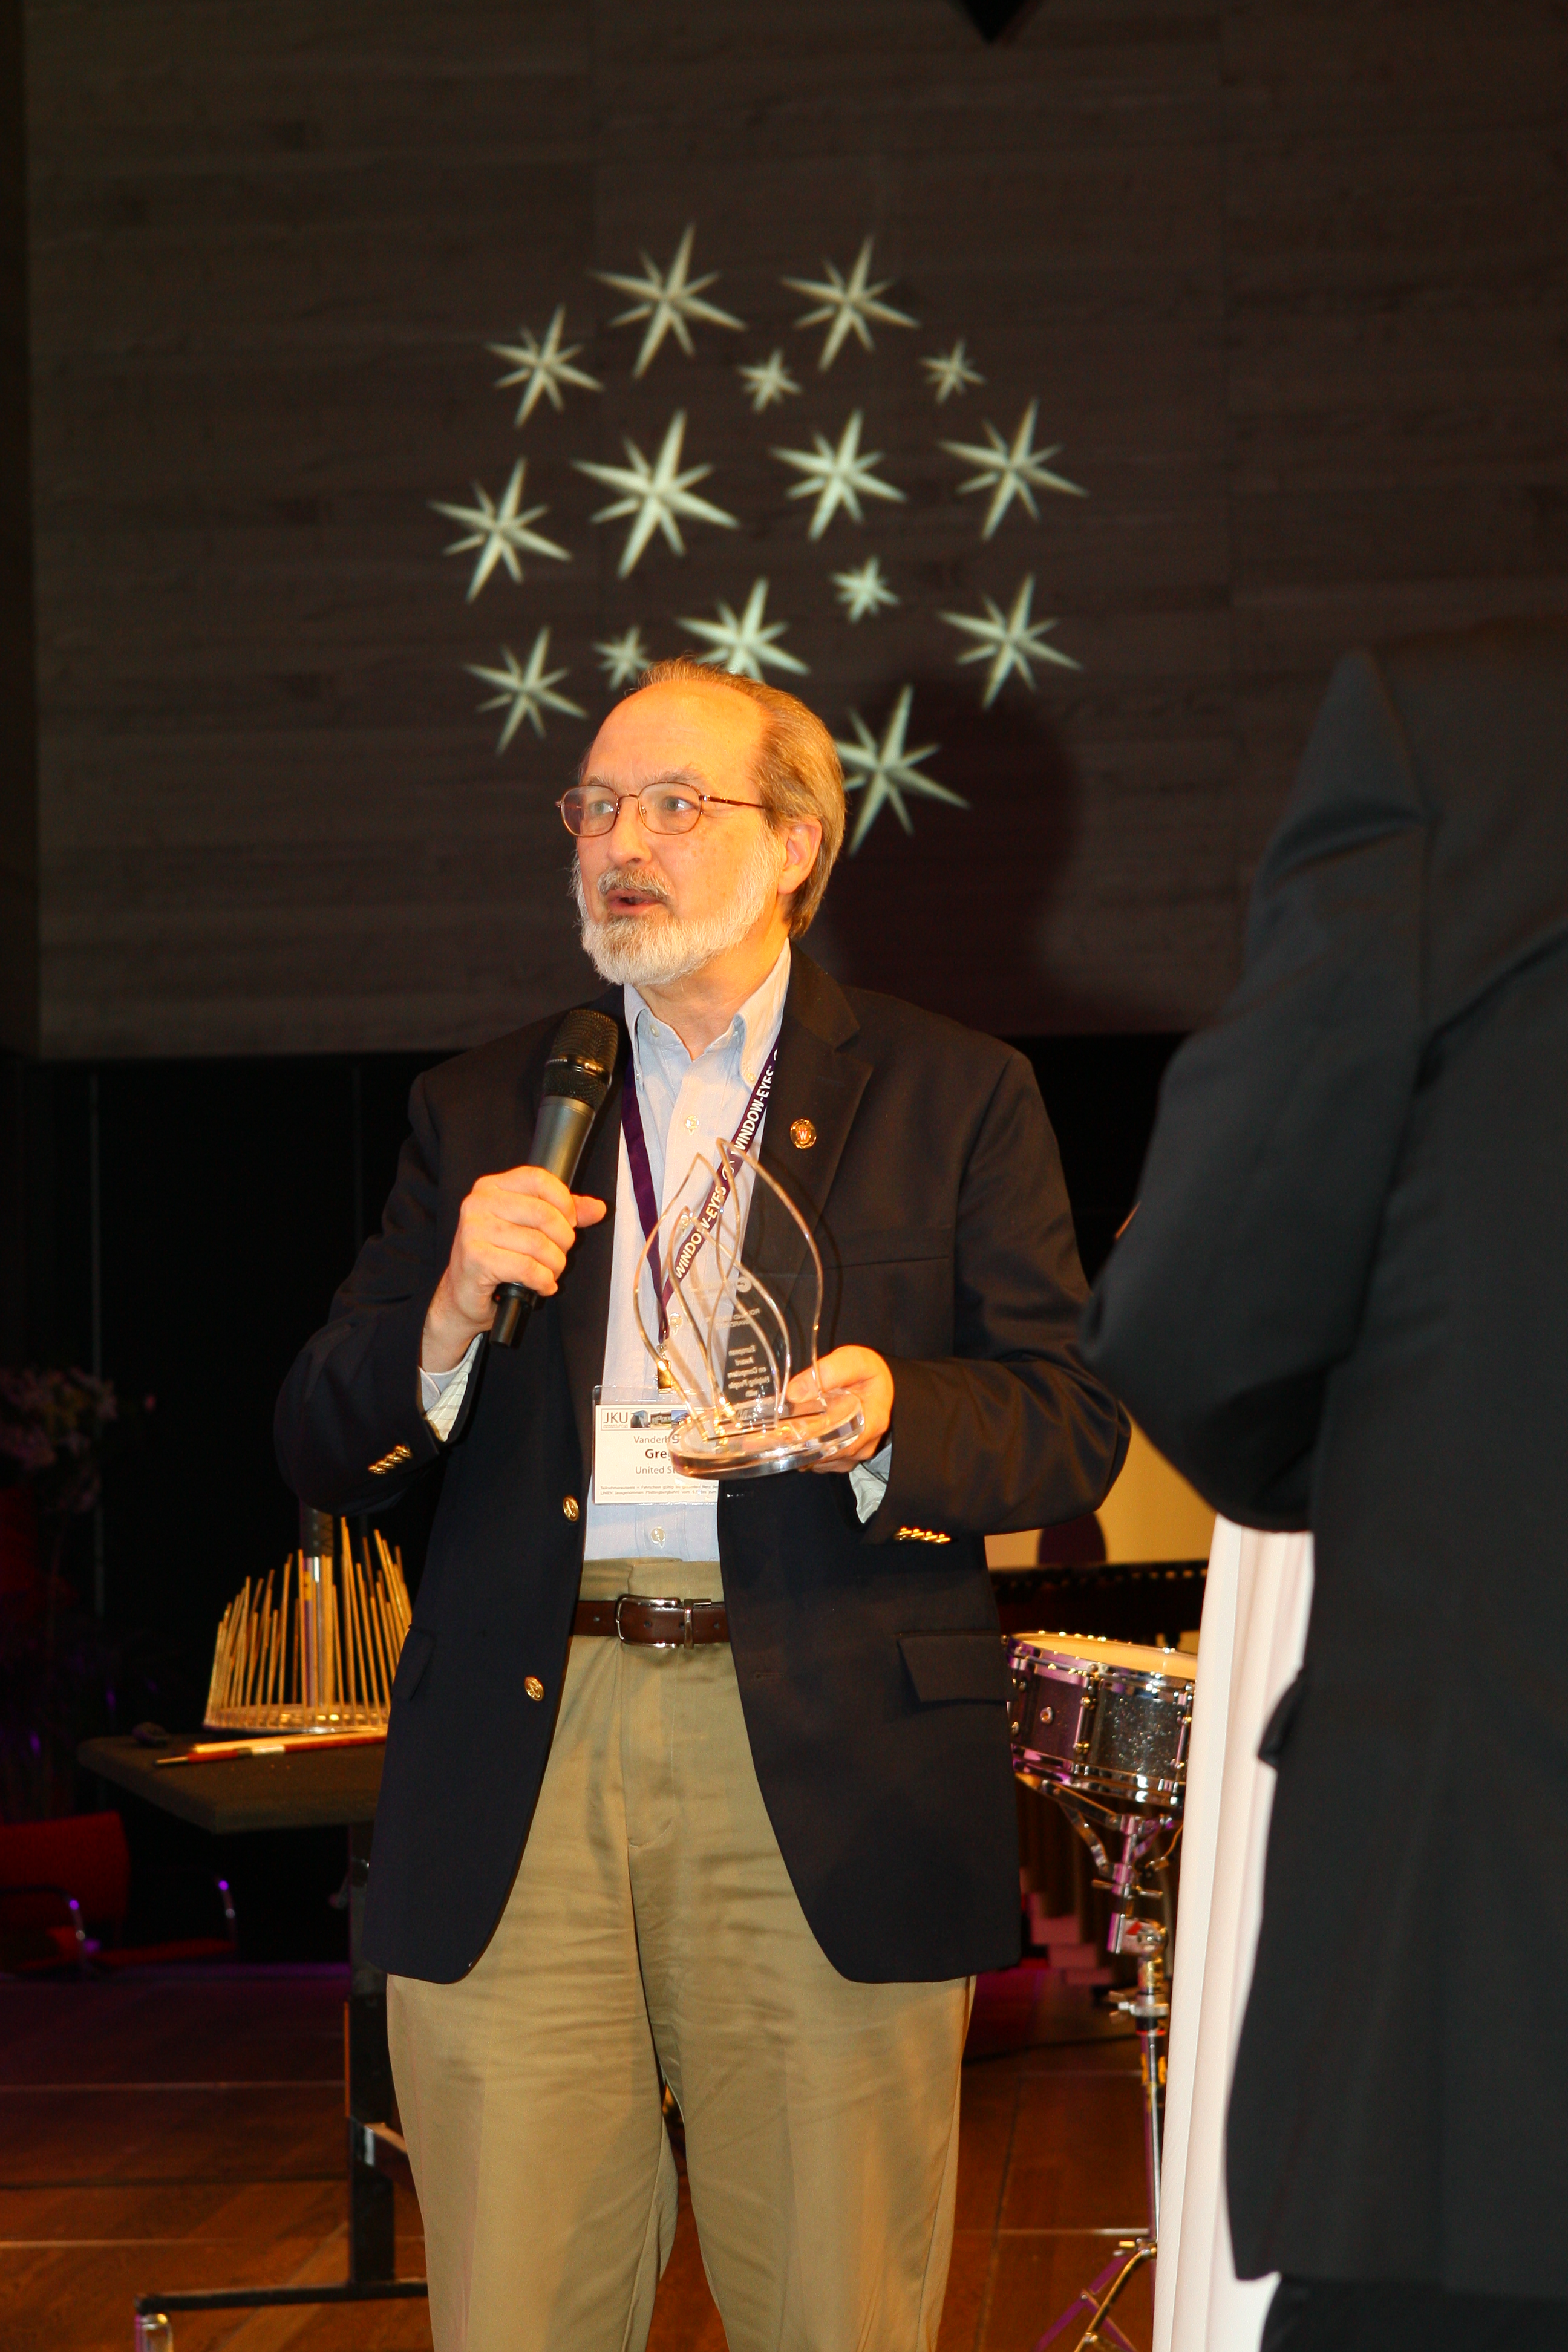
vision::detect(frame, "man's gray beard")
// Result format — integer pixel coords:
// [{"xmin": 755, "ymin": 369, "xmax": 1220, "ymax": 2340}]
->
[{"xmin": 572, "ymin": 827, "xmax": 782, "ymax": 988}]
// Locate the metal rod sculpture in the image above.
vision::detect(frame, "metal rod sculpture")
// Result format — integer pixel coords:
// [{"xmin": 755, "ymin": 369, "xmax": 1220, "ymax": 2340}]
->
[{"xmin": 204, "ymin": 1524, "xmax": 411, "ymax": 1731}]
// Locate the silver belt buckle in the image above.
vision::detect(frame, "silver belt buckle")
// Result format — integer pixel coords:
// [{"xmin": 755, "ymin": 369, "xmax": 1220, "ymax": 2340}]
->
[{"xmin": 615, "ymin": 1593, "xmax": 695, "ymax": 1649}]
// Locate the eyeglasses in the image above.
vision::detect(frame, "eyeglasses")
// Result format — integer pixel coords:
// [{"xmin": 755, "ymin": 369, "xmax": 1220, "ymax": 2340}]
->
[{"xmin": 557, "ymin": 784, "xmax": 765, "ymax": 838}]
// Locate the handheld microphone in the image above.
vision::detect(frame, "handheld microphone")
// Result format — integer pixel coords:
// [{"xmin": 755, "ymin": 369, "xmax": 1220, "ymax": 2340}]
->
[{"xmin": 489, "ymin": 1008, "xmax": 620, "ymax": 1348}]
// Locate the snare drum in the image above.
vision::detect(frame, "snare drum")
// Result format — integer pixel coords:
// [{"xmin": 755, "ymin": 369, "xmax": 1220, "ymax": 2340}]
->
[{"xmin": 1007, "ymin": 1632, "xmax": 1197, "ymax": 1810}]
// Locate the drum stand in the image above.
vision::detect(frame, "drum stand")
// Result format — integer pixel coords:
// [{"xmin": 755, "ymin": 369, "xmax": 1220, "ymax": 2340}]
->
[{"xmin": 1027, "ymin": 1795, "xmax": 1184, "ymax": 2352}]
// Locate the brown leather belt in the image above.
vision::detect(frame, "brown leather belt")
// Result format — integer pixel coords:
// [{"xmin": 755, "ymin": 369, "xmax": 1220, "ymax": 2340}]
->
[{"xmin": 573, "ymin": 1595, "xmax": 730, "ymax": 1647}]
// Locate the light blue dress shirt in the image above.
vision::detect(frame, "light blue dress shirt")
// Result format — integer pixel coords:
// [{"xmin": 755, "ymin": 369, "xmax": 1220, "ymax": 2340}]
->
[{"xmin": 420, "ymin": 942, "xmax": 888, "ymax": 1562}]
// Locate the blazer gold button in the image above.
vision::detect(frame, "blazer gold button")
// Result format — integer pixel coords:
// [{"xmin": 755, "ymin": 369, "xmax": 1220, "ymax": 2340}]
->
[
  {"xmin": 562, "ymin": 1495, "xmax": 580, "ymax": 1522},
  {"xmin": 524, "ymin": 1675, "xmax": 545, "ymax": 1703},
  {"xmin": 789, "ymin": 1118, "xmax": 817, "ymax": 1150}
]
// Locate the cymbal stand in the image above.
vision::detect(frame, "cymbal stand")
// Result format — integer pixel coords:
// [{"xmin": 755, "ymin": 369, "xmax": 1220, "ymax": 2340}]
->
[{"xmin": 1028, "ymin": 1800, "xmax": 1182, "ymax": 2352}]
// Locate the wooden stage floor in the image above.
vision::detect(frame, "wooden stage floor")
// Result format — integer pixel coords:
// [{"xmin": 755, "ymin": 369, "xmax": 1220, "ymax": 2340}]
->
[{"xmin": 0, "ymin": 1965, "xmax": 1152, "ymax": 2351}]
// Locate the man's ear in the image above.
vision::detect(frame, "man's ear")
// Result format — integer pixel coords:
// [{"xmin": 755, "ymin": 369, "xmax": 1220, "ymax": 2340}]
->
[{"xmin": 778, "ymin": 816, "xmax": 822, "ymax": 901}]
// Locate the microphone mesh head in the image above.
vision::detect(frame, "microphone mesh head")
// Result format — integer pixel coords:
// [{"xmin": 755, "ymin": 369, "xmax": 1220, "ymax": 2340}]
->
[{"xmin": 542, "ymin": 1008, "xmax": 619, "ymax": 1109}]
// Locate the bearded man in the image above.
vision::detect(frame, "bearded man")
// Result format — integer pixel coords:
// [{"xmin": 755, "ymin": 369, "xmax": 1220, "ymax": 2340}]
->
[{"xmin": 276, "ymin": 662, "xmax": 1127, "ymax": 2352}]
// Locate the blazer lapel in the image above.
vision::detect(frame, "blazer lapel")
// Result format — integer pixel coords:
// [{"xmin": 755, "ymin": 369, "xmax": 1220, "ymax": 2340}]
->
[
  {"xmin": 553, "ymin": 988, "xmax": 628, "ymax": 1479},
  {"xmin": 743, "ymin": 955, "xmax": 871, "ymax": 1358},
  {"xmin": 549, "ymin": 960, "xmax": 868, "ymax": 1457}
]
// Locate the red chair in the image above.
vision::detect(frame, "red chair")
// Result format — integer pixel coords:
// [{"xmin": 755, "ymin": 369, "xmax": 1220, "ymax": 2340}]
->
[{"xmin": 0, "ymin": 1811, "xmax": 237, "ymax": 1973}]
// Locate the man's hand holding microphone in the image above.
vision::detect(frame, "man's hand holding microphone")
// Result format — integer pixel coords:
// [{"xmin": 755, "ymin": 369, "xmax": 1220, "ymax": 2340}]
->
[
  {"xmin": 422, "ymin": 1007, "xmax": 618, "ymax": 1369},
  {"xmin": 421, "ymin": 1168, "xmax": 607, "ymax": 1373}
]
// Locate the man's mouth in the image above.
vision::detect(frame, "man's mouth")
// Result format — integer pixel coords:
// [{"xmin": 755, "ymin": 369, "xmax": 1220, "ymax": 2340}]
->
[{"xmin": 598, "ymin": 870, "xmax": 671, "ymax": 918}]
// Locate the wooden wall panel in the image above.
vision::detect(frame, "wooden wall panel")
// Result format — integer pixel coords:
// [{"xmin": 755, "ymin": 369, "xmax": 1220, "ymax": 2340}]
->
[
  {"xmin": 2, "ymin": 0, "xmax": 38, "ymax": 1056},
  {"xmin": 1222, "ymin": 0, "xmax": 1568, "ymax": 864},
  {"xmin": 22, "ymin": 0, "xmax": 1568, "ymax": 1056}
]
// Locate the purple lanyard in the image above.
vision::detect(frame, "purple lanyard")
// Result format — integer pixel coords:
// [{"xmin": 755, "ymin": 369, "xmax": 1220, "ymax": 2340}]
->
[{"xmin": 621, "ymin": 1041, "xmax": 779, "ymax": 1342}]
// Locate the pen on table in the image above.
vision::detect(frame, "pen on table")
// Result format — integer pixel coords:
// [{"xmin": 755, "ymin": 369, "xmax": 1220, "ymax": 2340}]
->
[{"xmin": 154, "ymin": 1728, "xmax": 388, "ymax": 1767}]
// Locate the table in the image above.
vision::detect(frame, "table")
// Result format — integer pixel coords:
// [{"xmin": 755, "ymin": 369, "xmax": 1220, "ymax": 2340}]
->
[{"xmin": 79, "ymin": 1734, "xmax": 427, "ymax": 2347}]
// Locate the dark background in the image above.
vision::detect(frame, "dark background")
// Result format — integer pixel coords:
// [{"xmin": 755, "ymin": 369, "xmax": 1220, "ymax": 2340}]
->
[
  {"xmin": 4, "ymin": 0, "xmax": 1567, "ymax": 1947},
  {"xmin": 15, "ymin": 1031, "xmax": 1178, "ymax": 1957},
  {"xmin": 20, "ymin": 1031, "xmax": 1180, "ymax": 1655},
  {"xmin": 7, "ymin": 0, "xmax": 1567, "ymax": 1070}
]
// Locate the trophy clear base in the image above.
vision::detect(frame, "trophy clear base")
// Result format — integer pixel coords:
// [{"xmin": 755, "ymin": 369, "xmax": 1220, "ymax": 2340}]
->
[{"xmin": 668, "ymin": 1390, "xmax": 865, "ymax": 1479}]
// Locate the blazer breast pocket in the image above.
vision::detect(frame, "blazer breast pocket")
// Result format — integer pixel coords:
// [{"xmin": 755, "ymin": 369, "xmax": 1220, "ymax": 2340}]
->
[
  {"xmin": 898, "ymin": 1631, "xmax": 1010, "ymax": 1707},
  {"xmin": 829, "ymin": 1224, "xmax": 953, "ymax": 1269}
]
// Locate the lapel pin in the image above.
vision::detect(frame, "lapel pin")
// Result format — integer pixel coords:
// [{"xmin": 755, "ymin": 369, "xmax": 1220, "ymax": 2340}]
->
[{"xmin": 789, "ymin": 1118, "xmax": 817, "ymax": 1150}]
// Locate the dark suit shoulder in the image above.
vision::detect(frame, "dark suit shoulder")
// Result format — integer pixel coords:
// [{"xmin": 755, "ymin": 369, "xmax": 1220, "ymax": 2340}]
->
[
  {"xmin": 416, "ymin": 991, "xmax": 622, "ymax": 1120},
  {"xmin": 416, "ymin": 1020, "xmax": 552, "ymax": 1114},
  {"xmin": 835, "ymin": 979, "xmax": 1024, "ymax": 1092},
  {"xmin": 1368, "ymin": 618, "xmax": 1568, "ymax": 1035}
]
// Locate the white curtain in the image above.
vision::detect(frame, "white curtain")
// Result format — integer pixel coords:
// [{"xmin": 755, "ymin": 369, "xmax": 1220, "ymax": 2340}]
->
[{"xmin": 1153, "ymin": 1521, "xmax": 1315, "ymax": 2352}]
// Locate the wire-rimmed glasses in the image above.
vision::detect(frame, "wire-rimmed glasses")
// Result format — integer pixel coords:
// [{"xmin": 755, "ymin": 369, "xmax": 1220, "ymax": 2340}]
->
[{"xmin": 557, "ymin": 783, "xmax": 765, "ymax": 837}]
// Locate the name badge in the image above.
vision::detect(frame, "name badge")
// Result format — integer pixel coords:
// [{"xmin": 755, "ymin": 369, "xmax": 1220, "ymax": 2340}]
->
[{"xmin": 592, "ymin": 1390, "xmax": 697, "ymax": 1505}]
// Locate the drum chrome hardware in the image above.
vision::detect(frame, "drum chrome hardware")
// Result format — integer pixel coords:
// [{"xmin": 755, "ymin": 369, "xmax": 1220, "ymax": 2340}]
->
[
  {"xmin": 1008, "ymin": 1632, "xmax": 1194, "ymax": 2352},
  {"xmin": 1008, "ymin": 1630, "xmax": 1194, "ymax": 1812}
]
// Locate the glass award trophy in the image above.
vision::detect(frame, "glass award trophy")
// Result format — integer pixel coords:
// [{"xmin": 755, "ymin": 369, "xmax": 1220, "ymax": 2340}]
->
[{"xmin": 631, "ymin": 1136, "xmax": 864, "ymax": 1478}]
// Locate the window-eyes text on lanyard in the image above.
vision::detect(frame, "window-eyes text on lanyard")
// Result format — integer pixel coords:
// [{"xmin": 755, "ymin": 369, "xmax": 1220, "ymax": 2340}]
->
[{"xmin": 621, "ymin": 1045, "xmax": 778, "ymax": 1363}]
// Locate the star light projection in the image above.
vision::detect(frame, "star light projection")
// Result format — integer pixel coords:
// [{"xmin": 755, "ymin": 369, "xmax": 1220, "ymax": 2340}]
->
[
  {"xmin": 595, "ymin": 225, "xmax": 744, "ymax": 377},
  {"xmin": 940, "ymin": 575, "xmax": 1080, "ymax": 707},
  {"xmin": 489, "ymin": 307, "xmax": 601, "ymax": 426},
  {"xmin": 832, "ymin": 556, "xmax": 900, "ymax": 622},
  {"xmin": 468, "ymin": 632, "xmax": 586, "ymax": 748},
  {"xmin": 941, "ymin": 400, "xmax": 1086, "ymax": 538},
  {"xmin": 433, "ymin": 225, "xmax": 1092, "ymax": 839},
  {"xmin": 678, "ymin": 578, "xmax": 808, "ymax": 680},
  {"xmin": 737, "ymin": 349, "xmax": 801, "ymax": 413},
  {"xmin": 430, "ymin": 462, "xmax": 570, "ymax": 599},
  {"xmin": 783, "ymin": 238, "xmax": 919, "ymax": 370},
  {"xmin": 575, "ymin": 411, "xmax": 740, "ymax": 577},
  {"xmin": 923, "ymin": 341, "xmax": 985, "ymax": 403},
  {"xmin": 836, "ymin": 688, "xmax": 969, "ymax": 855},
  {"xmin": 594, "ymin": 625, "xmax": 653, "ymax": 690},
  {"xmin": 771, "ymin": 411, "xmax": 906, "ymax": 540}
]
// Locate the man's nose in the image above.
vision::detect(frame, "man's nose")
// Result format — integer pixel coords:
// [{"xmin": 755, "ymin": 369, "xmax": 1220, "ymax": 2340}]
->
[{"xmin": 604, "ymin": 794, "xmax": 654, "ymax": 861}]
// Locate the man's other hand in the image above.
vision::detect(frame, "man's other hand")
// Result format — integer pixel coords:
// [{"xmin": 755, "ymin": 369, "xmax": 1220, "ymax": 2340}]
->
[
  {"xmin": 788, "ymin": 1345, "xmax": 895, "ymax": 1469},
  {"xmin": 422, "ymin": 1169, "xmax": 607, "ymax": 1370}
]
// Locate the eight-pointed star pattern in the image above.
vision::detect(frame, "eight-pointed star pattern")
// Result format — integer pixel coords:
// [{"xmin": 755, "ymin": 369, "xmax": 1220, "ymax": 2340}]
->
[
  {"xmin": 595, "ymin": 224, "xmax": 744, "ymax": 378},
  {"xmin": 836, "ymin": 686, "xmax": 968, "ymax": 854},
  {"xmin": 939, "ymin": 573, "xmax": 1080, "ymax": 707},
  {"xmin": 431, "ymin": 460, "xmax": 570, "ymax": 600},
  {"xmin": 575, "ymin": 411, "xmax": 740, "ymax": 577},
  {"xmin": 736, "ymin": 348, "xmax": 801, "ymax": 413},
  {"xmin": 832, "ymin": 555, "xmax": 900, "ymax": 622},
  {"xmin": 922, "ymin": 339, "xmax": 984, "ymax": 404},
  {"xmin": 677, "ymin": 578, "xmax": 808, "ymax": 680},
  {"xmin": 595, "ymin": 625, "xmax": 653, "ymax": 690},
  {"xmin": 437, "ymin": 232, "xmax": 1091, "ymax": 799},
  {"xmin": 783, "ymin": 238, "xmax": 919, "ymax": 371},
  {"xmin": 941, "ymin": 400, "xmax": 1086, "ymax": 539},
  {"xmin": 468, "ymin": 631, "xmax": 586, "ymax": 749},
  {"xmin": 771, "ymin": 411, "xmax": 906, "ymax": 540},
  {"xmin": 489, "ymin": 306, "xmax": 601, "ymax": 428}
]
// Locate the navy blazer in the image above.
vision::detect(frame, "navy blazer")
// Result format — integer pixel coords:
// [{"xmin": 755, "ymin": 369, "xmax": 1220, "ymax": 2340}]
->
[
  {"xmin": 1083, "ymin": 621, "xmax": 1568, "ymax": 2299},
  {"xmin": 276, "ymin": 953, "xmax": 1128, "ymax": 1985}
]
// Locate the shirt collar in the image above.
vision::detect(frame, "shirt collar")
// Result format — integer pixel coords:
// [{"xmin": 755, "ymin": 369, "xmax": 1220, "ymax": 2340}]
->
[{"xmin": 626, "ymin": 941, "xmax": 791, "ymax": 1090}]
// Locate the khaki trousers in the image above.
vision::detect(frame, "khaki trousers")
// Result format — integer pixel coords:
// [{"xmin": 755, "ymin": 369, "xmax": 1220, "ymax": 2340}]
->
[{"xmin": 387, "ymin": 1558, "xmax": 972, "ymax": 2352}]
